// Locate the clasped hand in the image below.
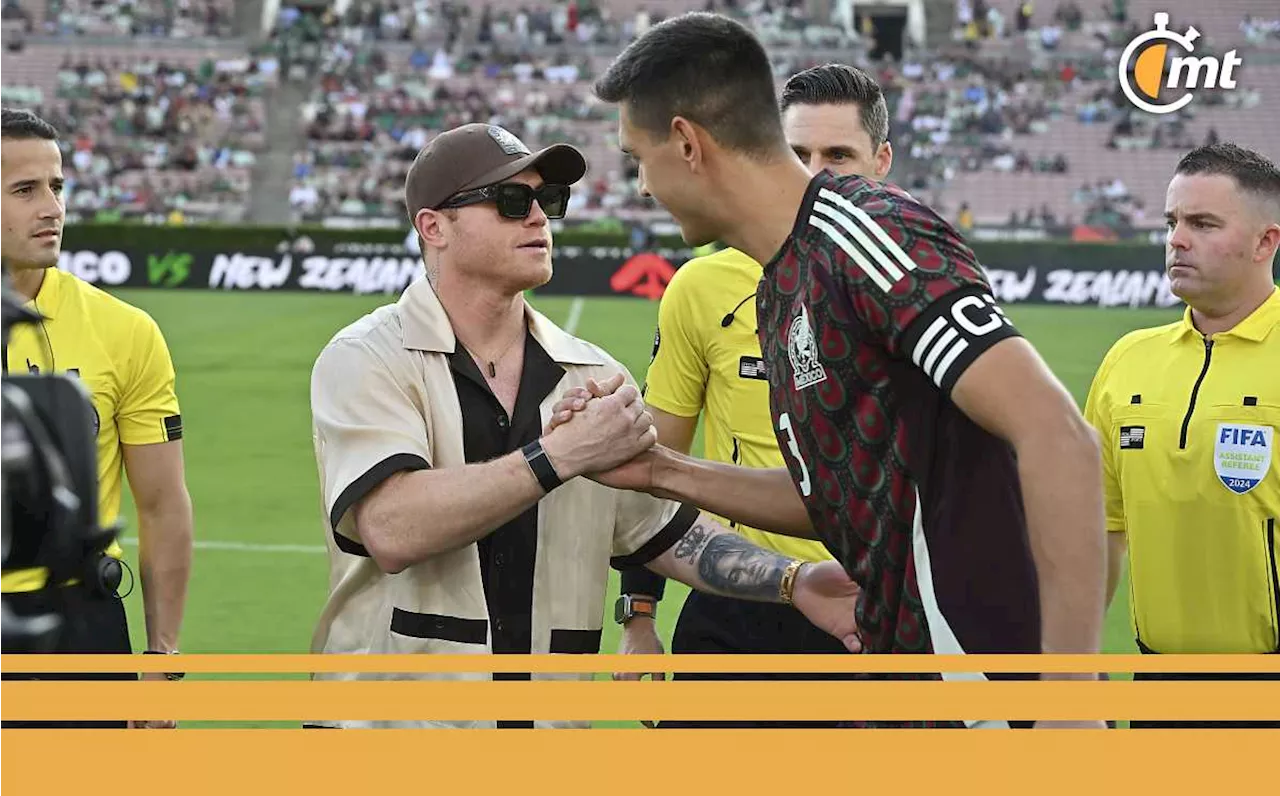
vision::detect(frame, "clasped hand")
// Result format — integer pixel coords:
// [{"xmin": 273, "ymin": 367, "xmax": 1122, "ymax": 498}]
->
[{"xmin": 538, "ymin": 373, "xmax": 660, "ymax": 484}]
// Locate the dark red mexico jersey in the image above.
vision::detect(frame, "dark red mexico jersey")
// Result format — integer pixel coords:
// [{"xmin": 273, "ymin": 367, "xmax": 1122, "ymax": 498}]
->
[{"xmin": 757, "ymin": 170, "xmax": 1041, "ymax": 667}]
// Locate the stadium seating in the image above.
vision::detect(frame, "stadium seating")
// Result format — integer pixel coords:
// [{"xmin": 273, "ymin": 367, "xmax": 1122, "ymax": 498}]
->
[
  {"xmin": 288, "ymin": 37, "xmax": 621, "ymax": 222},
  {"xmin": 279, "ymin": 0, "xmax": 856, "ymax": 224},
  {"xmin": 5, "ymin": 1, "xmax": 235, "ymax": 37},
  {"xmin": 1, "ymin": 0, "xmax": 1277, "ymax": 234},
  {"xmin": 922, "ymin": 0, "xmax": 1280, "ymax": 230},
  {"xmin": 2, "ymin": 1, "xmax": 270, "ymax": 223},
  {"xmin": 3, "ymin": 40, "xmax": 272, "ymax": 222}
]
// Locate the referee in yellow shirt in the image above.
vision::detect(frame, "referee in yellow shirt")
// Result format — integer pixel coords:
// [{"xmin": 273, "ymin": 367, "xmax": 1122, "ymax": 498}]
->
[
  {"xmin": 1084, "ymin": 143, "xmax": 1279, "ymax": 728},
  {"xmin": 1, "ymin": 109, "xmax": 194, "ymax": 727},
  {"xmin": 614, "ymin": 65, "xmax": 893, "ymax": 727}
]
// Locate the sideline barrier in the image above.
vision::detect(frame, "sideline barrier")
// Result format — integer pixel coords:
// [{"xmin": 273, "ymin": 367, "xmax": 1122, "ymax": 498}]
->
[{"xmin": 55, "ymin": 236, "xmax": 1190, "ymax": 308}]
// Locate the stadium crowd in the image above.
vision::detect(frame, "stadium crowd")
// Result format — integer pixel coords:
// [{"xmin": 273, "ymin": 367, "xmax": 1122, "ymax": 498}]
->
[
  {"xmin": 288, "ymin": 32, "xmax": 609, "ymax": 220},
  {"xmin": 276, "ymin": 0, "xmax": 1280, "ymax": 231},
  {"xmin": 1, "ymin": 0, "xmax": 1278, "ymax": 232},
  {"xmin": 4, "ymin": 47, "xmax": 272, "ymax": 222},
  {"xmin": 3, "ymin": 0, "xmax": 237, "ymax": 38}
]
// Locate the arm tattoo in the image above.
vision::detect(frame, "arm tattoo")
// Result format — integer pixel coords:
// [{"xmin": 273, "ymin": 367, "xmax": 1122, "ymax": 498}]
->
[
  {"xmin": 672, "ymin": 521, "xmax": 711, "ymax": 561},
  {"xmin": 693, "ymin": 532, "xmax": 788, "ymax": 601}
]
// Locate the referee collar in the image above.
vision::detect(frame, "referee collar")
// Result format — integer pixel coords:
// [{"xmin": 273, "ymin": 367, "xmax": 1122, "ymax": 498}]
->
[
  {"xmin": 398, "ymin": 276, "xmax": 606, "ymax": 366},
  {"xmin": 1178, "ymin": 285, "xmax": 1280, "ymax": 342},
  {"xmin": 23, "ymin": 266, "xmax": 65, "ymax": 320}
]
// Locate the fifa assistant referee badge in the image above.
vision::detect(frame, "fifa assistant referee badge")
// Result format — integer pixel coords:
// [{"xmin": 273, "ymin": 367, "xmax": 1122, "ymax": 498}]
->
[{"xmin": 522, "ymin": 439, "xmax": 564, "ymax": 494}]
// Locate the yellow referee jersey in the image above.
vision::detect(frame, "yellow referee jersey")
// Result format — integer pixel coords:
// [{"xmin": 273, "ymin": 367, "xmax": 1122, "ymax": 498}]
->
[
  {"xmin": 1084, "ymin": 287, "xmax": 1280, "ymax": 653},
  {"xmin": 644, "ymin": 247, "xmax": 834, "ymax": 564},
  {"xmin": 2, "ymin": 267, "xmax": 183, "ymax": 592}
]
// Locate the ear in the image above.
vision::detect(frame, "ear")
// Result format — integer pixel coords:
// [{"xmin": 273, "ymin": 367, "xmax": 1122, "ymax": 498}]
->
[
  {"xmin": 1256, "ymin": 220, "xmax": 1280, "ymax": 265},
  {"xmin": 874, "ymin": 141, "xmax": 894, "ymax": 182},
  {"xmin": 415, "ymin": 208, "xmax": 450, "ymax": 252},
  {"xmin": 670, "ymin": 116, "xmax": 704, "ymax": 173}
]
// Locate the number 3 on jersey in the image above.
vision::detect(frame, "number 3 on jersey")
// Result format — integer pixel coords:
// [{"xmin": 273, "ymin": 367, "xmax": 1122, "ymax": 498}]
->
[{"xmin": 777, "ymin": 412, "xmax": 812, "ymax": 497}]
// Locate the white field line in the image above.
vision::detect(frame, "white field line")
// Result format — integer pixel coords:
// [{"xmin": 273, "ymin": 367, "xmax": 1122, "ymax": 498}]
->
[
  {"xmin": 120, "ymin": 538, "xmax": 326, "ymax": 555},
  {"xmin": 563, "ymin": 297, "xmax": 586, "ymax": 335}
]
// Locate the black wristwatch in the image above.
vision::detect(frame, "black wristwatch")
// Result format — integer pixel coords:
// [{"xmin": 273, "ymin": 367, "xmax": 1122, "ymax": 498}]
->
[
  {"xmin": 522, "ymin": 439, "xmax": 564, "ymax": 494},
  {"xmin": 144, "ymin": 649, "xmax": 185, "ymax": 680},
  {"xmin": 614, "ymin": 594, "xmax": 658, "ymax": 625}
]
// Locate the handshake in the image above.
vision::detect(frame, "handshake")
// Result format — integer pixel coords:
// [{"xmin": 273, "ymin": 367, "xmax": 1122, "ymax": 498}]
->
[{"xmin": 537, "ymin": 373, "xmax": 665, "ymax": 491}]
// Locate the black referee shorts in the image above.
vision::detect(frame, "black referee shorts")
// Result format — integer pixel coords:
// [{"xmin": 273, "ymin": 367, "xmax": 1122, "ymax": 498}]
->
[
  {"xmin": 658, "ymin": 589, "xmax": 857, "ymax": 729},
  {"xmin": 2, "ymin": 584, "xmax": 134, "ymax": 729}
]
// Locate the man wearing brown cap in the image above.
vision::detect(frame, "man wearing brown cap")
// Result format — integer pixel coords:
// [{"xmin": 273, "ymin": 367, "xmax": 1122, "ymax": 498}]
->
[{"xmin": 305, "ymin": 123, "xmax": 864, "ymax": 729}]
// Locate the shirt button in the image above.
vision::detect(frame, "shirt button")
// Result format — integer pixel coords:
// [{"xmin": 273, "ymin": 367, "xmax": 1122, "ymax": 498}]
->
[
  {"xmin": 495, "ymin": 553, "xmax": 505, "ymax": 567},
  {"xmin": 494, "ymin": 618, "xmax": 505, "ymax": 632},
  {"xmin": 497, "ymin": 414, "xmax": 509, "ymax": 430}
]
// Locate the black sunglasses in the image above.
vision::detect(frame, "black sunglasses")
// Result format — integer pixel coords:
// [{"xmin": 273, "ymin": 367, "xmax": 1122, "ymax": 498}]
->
[{"xmin": 438, "ymin": 182, "xmax": 571, "ymax": 220}]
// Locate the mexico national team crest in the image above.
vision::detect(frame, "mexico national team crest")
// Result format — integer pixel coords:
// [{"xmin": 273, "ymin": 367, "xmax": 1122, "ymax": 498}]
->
[
  {"xmin": 1214, "ymin": 423, "xmax": 1273, "ymax": 495},
  {"xmin": 788, "ymin": 305, "xmax": 827, "ymax": 390}
]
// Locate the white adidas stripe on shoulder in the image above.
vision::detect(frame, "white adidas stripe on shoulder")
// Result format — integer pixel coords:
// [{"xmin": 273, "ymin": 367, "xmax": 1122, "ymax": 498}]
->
[
  {"xmin": 817, "ymin": 188, "xmax": 919, "ymax": 276},
  {"xmin": 808, "ymin": 188, "xmax": 920, "ymax": 293},
  {"xmin": 809, "ymin": 215, "xmax": 895, "ymax": 292},
  {"xmin": 812, "ymin": 201, "xmax": 905, "ymax": 284}
]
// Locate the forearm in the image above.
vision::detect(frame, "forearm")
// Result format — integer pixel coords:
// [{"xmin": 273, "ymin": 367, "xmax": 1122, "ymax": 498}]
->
[
  {"xmin": 647, "ymin": 515, "xmax": 793, "ymax": 602},
  {"xmin": 358, "ymin": 450, "xmax": 544, "ymax": 572},
  {"xmin": 136, "ymin": 494, "xmax": 193, "ymax": 653},
  {"xmin": 651, "ymin": 450, "xmax": 816, "ymax": 537},
  {"xmin": 1017, "ymin": 431, "xmax": 1107, "ymax": 662}
]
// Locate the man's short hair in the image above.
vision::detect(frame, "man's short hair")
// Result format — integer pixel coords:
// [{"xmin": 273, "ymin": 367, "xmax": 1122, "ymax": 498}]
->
[
  {"xmin": 593, "ymin": 12, "xmax": 785, "ymax": 156},
  {"xmin": 1, "ymin": 108, "xmax": 58, "ymax": 141},
  {"xmin": 780, "ymin": 64, "xmax": 890, "ymax": 149},
  {"xmin": 1175, "ymin": 142, "xmax": 1280, "ymax": 215}
]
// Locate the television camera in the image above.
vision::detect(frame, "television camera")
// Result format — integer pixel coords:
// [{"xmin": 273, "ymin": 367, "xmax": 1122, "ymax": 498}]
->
[{"xmin": 1, "ymin": 270, "xmax": 118, "ymax": 653}]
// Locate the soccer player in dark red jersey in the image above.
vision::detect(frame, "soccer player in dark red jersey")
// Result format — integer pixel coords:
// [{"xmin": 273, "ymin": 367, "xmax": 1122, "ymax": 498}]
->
[{"xmin": 557, "ymin": 12, "xmax": 1107, "ymax": 728}]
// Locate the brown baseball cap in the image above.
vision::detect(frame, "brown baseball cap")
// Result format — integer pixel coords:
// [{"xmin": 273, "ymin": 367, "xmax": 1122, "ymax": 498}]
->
[{"xmin": 404, "ymin": 123, "xmax": 588, "ymax": 220}]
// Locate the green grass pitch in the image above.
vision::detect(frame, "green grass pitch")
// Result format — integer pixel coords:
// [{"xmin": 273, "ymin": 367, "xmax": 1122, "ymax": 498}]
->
[{"xmin": 105, "ymin": 289, "xmax": 1181, "ymax": 726}]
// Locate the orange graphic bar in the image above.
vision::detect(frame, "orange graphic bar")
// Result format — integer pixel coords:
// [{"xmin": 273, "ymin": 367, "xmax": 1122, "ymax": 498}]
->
[
  {"xmin": 4, "ymin": 653, "xmax": 1280, "ymax": 675},
  {"xmin": 3, "ymin": 728, "xmax": 1279, "ymax": 795},
  {"xmin": 4, "ymin": 679, "xmax": 1280, "ymax": 723}
]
